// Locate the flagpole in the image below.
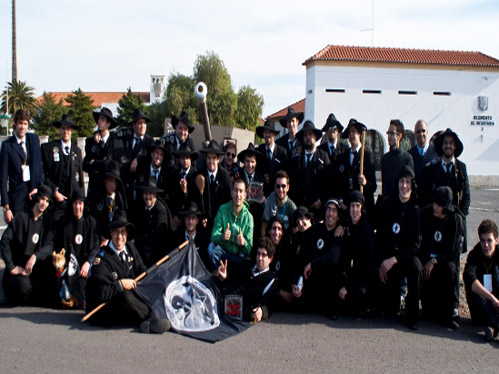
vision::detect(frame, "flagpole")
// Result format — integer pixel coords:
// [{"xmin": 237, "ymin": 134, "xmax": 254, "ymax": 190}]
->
[{"xmin": 81, "ymin": 240, "xmax": 189, "ymax": 323}]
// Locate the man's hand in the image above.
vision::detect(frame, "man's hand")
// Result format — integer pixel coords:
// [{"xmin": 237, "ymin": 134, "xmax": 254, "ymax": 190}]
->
[
  {"xmin": 491, "ymin": 297, "xmax": 499, "ymax": 311},
  {"xmin": 358, "ymin": 175, "xmax": 367, "ymax": 186},
  {"xmin": 379, "ymin": 257, "xmax": 397, "ymax": 283},
  {"xmin": 4, "ymin": 209, "xmax": 13, "ymax": 224},
  {"xmin": 120, "ymin": 278, "xmax": 136, "ymax": 291},
  {"xmin": 93, "ymin": 132, "xmax": 102, "ymax": 144},
  {"xmin": 80, "ymin": 262, "xmax": 91, "ymax": 278},
  {"xmin": 100, "ymin": 237, "xmax": 109, "ymax": 247},
  {"xmin": 291, "ymin": 284, "xmax": 302, "ymax": 298},
  {"xmin": 11, "ymin": 266, "xmax": 27, "ymax": 276},
  {"xmin": 223, "ymin": 223, "xmax": 231, "ymax": 241},
  {"xmin": 28, "ymin": 189, "xmax": 38, "ymax": 200},
  {"xmin": 304, "ymin": 263, "xmax": 312, "ymax": 280},
  {"xmin": 334, "ymin": 225, "xmax": 345, "ymax": 237},
  {"xmin": 423, "ymin": 260, "xmax": 435, "ymax": 280},
  {"xmin": 311, "ymin": 200, "xmax": 322, "ymax": 210},
  {"xmin": 217, "ymin": 259, "xmax": 228, "ymax": 280},
  {"xmin": 236, "ymin": 227, "xmax": 245, "ymax": 246},
  {"xmin": 24, "ymin": 255, "xmax": 36, "ymax": 275},
  {"xmin": 130, "ymin": 158, "xmax": 138, "ymax": 173},
  {"xmin": 179, "ymin": 179, "xmax": 188, "ymax": 194},
  {"xmin": 339, "ymin": 287, "xmax": 348, "ymax": 300},
  {"xmin": 54, "ymin": 189, "xmax": 67, "ymax": 203},
  {"xmin": 251, "ymin": 307, "xmax": 263, "ymax": 322}
]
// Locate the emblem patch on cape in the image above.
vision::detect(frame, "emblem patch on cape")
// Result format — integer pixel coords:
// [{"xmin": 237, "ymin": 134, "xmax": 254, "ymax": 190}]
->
[
  {"xmin": 392, "ymin": 223, "xmax": 400, "ymax": 234},
  {"xmin": 32, "ymin": 233, "xmax": 39, "ymax": 244},
  {"xmin": 75, "ymin": 234, "xmax": 83, "ymax": 245},
  {"xmin": 317, "ymin": 238, "xmax": 324, "ymax": 250},
  {"xmin": 434, "ymin": 231, "xmax": 443, "ymax": 242}
]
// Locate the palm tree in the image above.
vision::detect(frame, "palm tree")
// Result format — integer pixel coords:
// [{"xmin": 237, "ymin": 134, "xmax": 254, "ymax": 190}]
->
[{"xmin": 1, "ymin": 80, "xmax": 38, "ymax": 116}]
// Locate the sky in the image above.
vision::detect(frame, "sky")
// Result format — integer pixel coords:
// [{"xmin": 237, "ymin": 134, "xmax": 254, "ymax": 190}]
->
[{"xmin": 0, "ymin": 0, "xmax": 498, "ymax": 117}]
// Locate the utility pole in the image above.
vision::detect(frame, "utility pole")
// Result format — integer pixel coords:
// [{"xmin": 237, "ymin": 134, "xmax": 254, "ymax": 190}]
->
[{"xmin": 12, "ymin": 0, "xmax": 18, "ymax": 83}]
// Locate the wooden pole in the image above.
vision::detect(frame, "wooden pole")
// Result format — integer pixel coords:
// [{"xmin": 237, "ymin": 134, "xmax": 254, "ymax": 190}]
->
[
  {"xmin": 359, "ymin": 129, "xmax": 367, "ymax": 194},
  {"xmin": 81, "ymin": 240, "xmax": 189, "ymax": 323}
]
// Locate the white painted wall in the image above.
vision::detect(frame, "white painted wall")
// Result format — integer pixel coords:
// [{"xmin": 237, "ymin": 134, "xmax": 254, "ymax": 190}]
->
[{"xmin": 305, "ymin": 64, "xmax": 499, "ymax": 175}]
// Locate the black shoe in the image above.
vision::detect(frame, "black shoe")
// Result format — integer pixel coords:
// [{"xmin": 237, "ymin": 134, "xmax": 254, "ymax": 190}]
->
[
  {"xmin": 140, "ymin": 318, "xmax": 171, "ymax": 334},
  {"xmin": 406, "ymin": 319, "xmax": 418, "ymax": 331},
  {"xmin": 485, "ymin": 326, "xmax": 494, "ymax": 342},
  {"xmin": 447, "ymin": 320, "xmax": 460, "ymax": 330}
]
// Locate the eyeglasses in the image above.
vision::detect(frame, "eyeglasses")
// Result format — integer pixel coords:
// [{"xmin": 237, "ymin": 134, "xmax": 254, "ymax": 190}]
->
[
  {"xmin": 225, "ymin": 152, "xmax": 236, "ymax": 158},
  {"xmin": 415, "ymin": 130, "xmax": 426, "ymax": 134},
  {"xmin": 386, "ymin": 131, "xmax": 397, "ymax": 136},
  {"xmin": 275, "ymin": 184, "xmax": 287, "ymax": 189}
]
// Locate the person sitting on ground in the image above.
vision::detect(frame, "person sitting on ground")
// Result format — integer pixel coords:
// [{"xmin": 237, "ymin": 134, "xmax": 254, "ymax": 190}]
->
[
  {"xmin": 1, "ymin": 185, "xmax": 54, "ymax": 306},
  {"xmin": 84, "ymin": 211, "xmax": 170, "ymax": 333},
  {"xmin": 217, "ymin": 237, "xmax": 278, "ymax": 322},
  {"xmin": 464, "ymin": 219, "xmax": 499, "ymax": 341},
  {"xmin": 207, "ymin": 178, "xmax": 253, "ymax": 270},
  {"xmin": 291, "ymin": 199, "xmax": 345, "ymax": 318}
]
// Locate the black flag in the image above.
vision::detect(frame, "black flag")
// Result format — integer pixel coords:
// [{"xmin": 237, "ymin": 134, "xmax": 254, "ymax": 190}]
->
[{"xmin": 136, "ymin": 242, "xmax": 249, "ymax": 343}]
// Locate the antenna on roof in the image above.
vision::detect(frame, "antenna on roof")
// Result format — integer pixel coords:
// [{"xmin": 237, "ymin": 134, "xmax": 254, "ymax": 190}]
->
[{"xmin": 361, "ymin": 0, "xmax": 374, "ymax": 46}]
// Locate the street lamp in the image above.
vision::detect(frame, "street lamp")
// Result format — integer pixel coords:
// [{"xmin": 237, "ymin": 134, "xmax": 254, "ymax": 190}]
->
[{"xmin": 1, "ymin": 114, "xmax": 10, "ymax": 136}]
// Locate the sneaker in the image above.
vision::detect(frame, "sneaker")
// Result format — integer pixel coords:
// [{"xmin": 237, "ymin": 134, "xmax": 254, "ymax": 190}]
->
[
  {"xmin": 149, "ymin": 318, "xmax": 171, "ymax": 334},
  {"xmin": 484, "ymin": 326, "xmax": 494, "ymax": 342}
]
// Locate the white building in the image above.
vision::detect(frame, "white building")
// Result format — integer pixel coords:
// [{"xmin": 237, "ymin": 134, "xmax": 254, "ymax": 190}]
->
[{"xmin": 303, "ymin": 45, "xmax": 499, "ymax": 179}]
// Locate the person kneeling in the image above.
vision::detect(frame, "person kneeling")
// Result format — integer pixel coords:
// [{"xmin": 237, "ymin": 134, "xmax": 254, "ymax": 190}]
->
[
  {"xmin": 217, "ymin": 237, "xmax": 278, "ymax": 322},
  {"xmin": 85, "ymin": 211, "xmax": 169, "ymax": 333}
]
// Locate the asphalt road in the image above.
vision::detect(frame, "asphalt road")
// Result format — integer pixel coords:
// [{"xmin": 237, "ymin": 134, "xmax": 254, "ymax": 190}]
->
[{"xmin": 0, "ymin": 186, "xmax": 498, "ymax": 373}]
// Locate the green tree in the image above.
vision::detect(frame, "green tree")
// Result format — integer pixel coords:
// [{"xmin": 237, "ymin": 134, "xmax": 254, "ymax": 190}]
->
[
  {"xmin": 164, "ymin": 73, "xmax": 197, "ymax": 121},
  {"xmin": 65, "ymin": 88, "xmax": 95, "ymax": 138},
  {"xmin": 1, "ymin": 80, "xmax": 38, "ymax": 116},
  {"xmin": 193, "ymin": 51, "xmax": 237, "ymax": 127},
  {"xmin": 145, "ymin": 101, "xmax": 168, "ymax": 137},
  {"xmin": 235, "ymin": 85, "xmax": 264, "ymax": 131},
  {"xmin": 117, "ymin": 87, "xmax": 145, "ymax": 127},
  {"xmin": 32, "ymin": 92, "xmax": 68, "ymax": 140}
]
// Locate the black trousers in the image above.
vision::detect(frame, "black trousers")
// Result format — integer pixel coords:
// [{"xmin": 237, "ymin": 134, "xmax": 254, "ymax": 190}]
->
[
  {"xmin": 466, "ymin": 290, "xmax": 499, "ymax": 330},
  {"xmin": 422, "ymin": 260, "xmax": 458, "ymax": 320}
]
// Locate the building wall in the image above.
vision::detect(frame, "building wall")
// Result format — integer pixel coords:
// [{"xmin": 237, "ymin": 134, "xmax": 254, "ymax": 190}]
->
[{"xmin": 305, "ymin": 64, "xmax": 498, "ymax": 175}]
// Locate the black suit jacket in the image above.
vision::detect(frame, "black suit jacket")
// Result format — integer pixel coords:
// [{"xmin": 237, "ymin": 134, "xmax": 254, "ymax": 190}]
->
[
  {"xmin": 318, "ymin": 140, "xmax": 348, "ymax": 163},
  {"xmin": 0, "ymin": 133, "xmax": 44, "ymax": 212},
  {"xmin": 167, "ymin": 166, "xmax": 198, "ymax": 216},
  {"xmin": 275, "ymin": 134, "xmax": 302, "ymax": 163},
  {"xmin": 256, "ymin": 143, "xmax": 288, "ymax": 196},
  {"xmin": 83, "ymin": 133, "xmax": 115, "ymax": 196},
  {"xmin": 135, "ymin": 159, "xmax": 173, "ymax": 204},
  {"xmin": 41, "ymin": 140, "xmax": 84, "ymax": 198},
  {"xmin": 194, "ymin": 167, "xmax": 232, "ymax": 222},
  {"xmin": 289, "ymin": 148, "xmax": 330, "ymax": 209}
]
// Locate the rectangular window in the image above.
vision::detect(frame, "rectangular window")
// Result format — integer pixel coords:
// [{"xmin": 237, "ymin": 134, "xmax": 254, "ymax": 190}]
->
[
  {"xmin": 325, "ymin": 89, "xmax": 345, "ymax": 93},
  {"xmin": 363, "ymin": 89, "xmax": 382, "ymax": 94},
  {"xmin": 398, "ymin": 90, "xmax": 417, "ymax": 95},
  {"xmin": 433, "ymin": 91, "xmax": 451, "ymax": 96}
]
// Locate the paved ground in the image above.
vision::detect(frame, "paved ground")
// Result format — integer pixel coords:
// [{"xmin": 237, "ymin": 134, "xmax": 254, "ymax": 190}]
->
[{"xmin": 0, "ymin": 186, "xmax": 498, "ymax": 373}]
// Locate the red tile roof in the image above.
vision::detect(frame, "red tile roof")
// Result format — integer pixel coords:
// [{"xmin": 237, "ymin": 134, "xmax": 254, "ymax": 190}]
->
[
  {"xmin": 267, "ymin": 98, "xmax": 305, "ymax": 119},
  {"xmin": 37, "ymin": 91, "xmax": 150, "ymax": 107},
  {"xmin": 303, "ymin": 45, "xmax": 499, "ymax": 67}
]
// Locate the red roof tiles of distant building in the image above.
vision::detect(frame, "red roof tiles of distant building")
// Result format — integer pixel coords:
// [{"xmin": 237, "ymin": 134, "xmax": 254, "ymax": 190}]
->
[
  {"xmin": 37, "ymin": 91, "xmax": 150, "ymax": 107},
  {"xmin": 267, "ymin": 98, "xmax": 305, "ymax": 119},
  {"xmin": 303, "ymin": 45, "xmax": 499, "ymax": 67}
]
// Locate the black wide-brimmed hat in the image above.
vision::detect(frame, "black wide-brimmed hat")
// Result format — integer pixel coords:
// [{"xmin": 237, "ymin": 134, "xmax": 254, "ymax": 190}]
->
[
  {"xmin": 296, "ymin": 120, "xmax": 322, "ymax": 142},
  {"xmin": 200, "ymin": 139, "xmax": 224, "ymax": 156},
  {"xmin": 178, "ymin": 201, "xmax": 202, "ymax": 217},
  {"xmin": 237, "ymin": 142, "xmax": 265, "ymax": 164},
  {"xmin": 433, "ymin": 186, "xmax": 454, "ymax": 212},
  {"xmin": 93, "ymin": 107, "xmax": 119, "ymax": 129},
  {"xmin": 279, "ymin": 107, "xmax": 304, "ymax": 128},
  {"xmin": 321, "ymin": 113, "xmax": 344, "ymax": 133},
  {"xmin": 147, "ymin": 138, "xmax": 170, "ymax": 155},
  {"xmin": 53, "ymin": 114, "xmax": 79, "ymax": 130},
  {"xmin": 434, "ymin": 128, "xmax": 464, "ymax": 158},
  {"xmin": 256, "ymin": 119, "xmax": 280, "ymax": 138},
  {"xmin": 100, "ymin": 160, "xmax": 123, "ymax": 184},
  {"xmin": 70, "ymin": 188, "xmax": 86, "ymax": 203},
  {"xmin": 37, "ymin": 184, "xmax": 53, "ymax": 204},
  {"xmin": 172, "ymin": 111, "xmax": 195, "ymax": 133},
  {"xmin": 136, "ymin": 179, "xmax": 164, "ymax": 194},
  {"xmin": 342, "ymin": 118, "xmax": 367, "ymax": 139},
  {"xmin": 129, "ymin": 108, "xmax": 151, "ymax": 126},
  {"xmin": 106, "ymin": 210, "xmax": 136, "ymax": 239},
  {"xmin": 174, "ymin": 142, "xmax": 198, "ymax": 161}
]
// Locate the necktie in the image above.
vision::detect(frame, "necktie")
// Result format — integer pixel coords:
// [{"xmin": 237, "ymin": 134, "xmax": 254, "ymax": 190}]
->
[
  {"xmin": 210, "ymin": 174, "xmax": 215, "ymax": 185},
  {"xmin": 248, "ymin": 175, "xmax": 253, "ymax": 184},
  {"xmin": 134, "ymin": 137, "xmax": 142, "ymax": 150},
  {"xmin": 180, "ymin": 170, "xmax": 186, "ymax": 179},
  {"xmin": 446, "ymin": 162, "xmax": 453, "ymax": 174},
  {"xmin": 289, "ymin": 140, "xmax": 294, "ymax": 151},
  {"xmin": 419, "ymin": 148, "xmax": 425, "ymax": 157},
  {"xmin": 153, "ymin": 169, "xmax": 159, "ymax": 182},
  {"xmin": 99, "ymin": 139, "xmax": 105, "ymax": 148},
  {"xmin": 120, "ymin": 251, "xmax": 127, "ymax": 265},
  {"xmin": 306, "ymin": 154, "xmax": 312, "ymax": 168},
  {"xmin": 19, "ymin": 141, "xmax": 27, "ymax": 160},
  {"xmin": 65, "ymin": 146, "xmax": 70, "ymax": 156},
  {"xmin": 107, "ymin": 196, "xmax": 113, "ymax": 208},
  {"xmin": 267, "ymin": 148, "xmax": 272, "ymax": 161}
]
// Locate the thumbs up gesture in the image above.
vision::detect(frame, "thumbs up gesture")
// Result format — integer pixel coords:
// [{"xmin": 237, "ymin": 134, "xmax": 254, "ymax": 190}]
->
[
  {"xmin": 223, "ymin": 222, "xmax": 231, "ymax": 241},
  {"xmin": 236, "ymin": 227, "xmax": 245, "ymax": 246}
]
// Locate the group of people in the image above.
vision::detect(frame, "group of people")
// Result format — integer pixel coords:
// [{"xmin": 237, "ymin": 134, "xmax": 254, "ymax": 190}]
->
[{"xmin": 1, "ymin": 106, "xmax": 498, "ymax": 341}]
